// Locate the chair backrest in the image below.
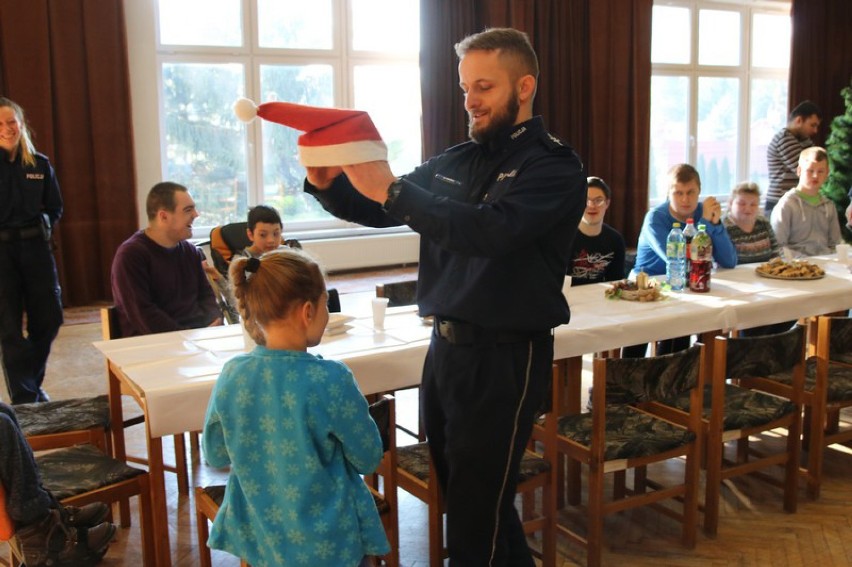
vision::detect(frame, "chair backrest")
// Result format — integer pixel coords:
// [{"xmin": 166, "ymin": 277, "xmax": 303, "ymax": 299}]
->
[
  {"xmin": 827, "ymin": 316, "xmax": 852, "ymax": 360},
  {"xmin": 101, "ymin": 305, "xmax": 121, "ymax": 340},
  {"xmin": 724, "ymin": 324, "xmax": 805, "ymax": 378},
  {"xmin": 209, "ymin": 222, "xmax": 252, "ymax": 278},
  {"xmin": 604, "ymin": 343, "xmax": 703, "ymax": 403},
  {"xmin": 376, "ymin": 279, "xmax": 417, "ymax": 308}
]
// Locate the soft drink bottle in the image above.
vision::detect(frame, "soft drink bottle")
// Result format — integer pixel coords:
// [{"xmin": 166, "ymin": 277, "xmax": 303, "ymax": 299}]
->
[
  {"xmin": 666, "ymin": 222, "xmax": 686, "ymax": 291},
  {"xmin": 688, "ymin": 224, "xmax": 712, "ymax": 292},
  {"xmin": 682, "ymin": 218, "xmax": 696, "ymax": 274}
]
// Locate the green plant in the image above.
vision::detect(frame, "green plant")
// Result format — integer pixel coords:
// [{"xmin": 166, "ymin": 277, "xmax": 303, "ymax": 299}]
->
[{"xmin": 822, "ymin": 76, "xmax": 852, "ymax": 243}]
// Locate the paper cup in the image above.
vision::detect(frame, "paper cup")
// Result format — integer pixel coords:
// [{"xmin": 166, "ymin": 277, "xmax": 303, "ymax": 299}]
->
[
  {"xmin": 372, "ymin": 297, "xmax": 390, "ymax": 330},
  {"xmin": 562, "ymin": 275, "xmax": 573, "ymax": 298},
  {"xmin": 836, "ymin": 243, "xmax": 850, "ymax": 262}
]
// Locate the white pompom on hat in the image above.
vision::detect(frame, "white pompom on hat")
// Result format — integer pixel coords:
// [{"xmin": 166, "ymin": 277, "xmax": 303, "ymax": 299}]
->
[{"xmin": 233, "ymin": 97, "xmax": 387, "ymax": 167}]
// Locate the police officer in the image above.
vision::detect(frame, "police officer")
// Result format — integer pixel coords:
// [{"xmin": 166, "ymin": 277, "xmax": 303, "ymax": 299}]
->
[
  {"xmin": 0, "ymin": 97, "xmax": 64, "ymax": 404},
  {"xmin": 305, "ymin": 28, "xmax": 585, "ymax": 566}
]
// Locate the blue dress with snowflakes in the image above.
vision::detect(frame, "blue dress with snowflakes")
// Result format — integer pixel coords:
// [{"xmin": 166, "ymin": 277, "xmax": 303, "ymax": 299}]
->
[{"xmin": 202, "ymin": 346, "xmax": 390, "ymax": 566}]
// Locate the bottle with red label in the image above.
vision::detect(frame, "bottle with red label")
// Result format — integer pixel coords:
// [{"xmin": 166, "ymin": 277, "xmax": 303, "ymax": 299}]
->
[{"xmin": 688, "ymin": 224, "xmax": 712, "ymax": 292}]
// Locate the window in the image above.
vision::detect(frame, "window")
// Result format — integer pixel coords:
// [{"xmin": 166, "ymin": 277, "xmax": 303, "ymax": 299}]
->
[
  {"xmin": 154, "ymin": 0, "xmax": 421, "ymax": 234},
  {"xmin": 649, "ymin": 1, "xmax": 790, "ymax": 205}
]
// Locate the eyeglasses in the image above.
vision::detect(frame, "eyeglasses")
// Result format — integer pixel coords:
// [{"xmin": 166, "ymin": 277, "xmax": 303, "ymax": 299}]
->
[{"xmin": 586, "ymin": 197, "xmax": 607, "ymax": 207}]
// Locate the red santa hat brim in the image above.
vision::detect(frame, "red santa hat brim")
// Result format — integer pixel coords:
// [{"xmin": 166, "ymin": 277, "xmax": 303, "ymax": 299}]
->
[{"xmin": 234, "ymin": 98, "xmax": 388, "ymax": 167}]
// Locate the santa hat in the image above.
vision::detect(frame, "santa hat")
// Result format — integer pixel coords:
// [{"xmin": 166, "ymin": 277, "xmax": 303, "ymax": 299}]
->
[{"xmin": 233, "ymin": 98, "xmax": 387, "ymax": 167}]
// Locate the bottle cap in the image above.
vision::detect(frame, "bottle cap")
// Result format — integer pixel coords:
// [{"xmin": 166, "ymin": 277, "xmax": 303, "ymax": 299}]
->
[
  {"xmin": 698, "ymin": 224, "xmax": 706, "ymax": 230},
  {"xmin": 672, "ymin": 222, "xmax": 681, "ymax": 228},
  {"xmin": 687, "ymin": 218, "xmax": 694, "ymax": 223}
]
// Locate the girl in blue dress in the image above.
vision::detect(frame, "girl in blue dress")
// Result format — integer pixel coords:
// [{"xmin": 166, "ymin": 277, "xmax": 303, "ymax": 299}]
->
[{"xmin": 202, "ymin": 248, "xmax": 389, "ymax": 566}]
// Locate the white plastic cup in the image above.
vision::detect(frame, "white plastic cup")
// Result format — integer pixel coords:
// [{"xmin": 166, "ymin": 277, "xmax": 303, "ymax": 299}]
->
[
  {"xmin": 836, "ymin": 243, "xmax": 850, "ymax": 263},
  {"xmin": 562, "ymin": 275, "xmax": 573, "ymax": 298},
  {"xmin": 372, "ymin": 297, "xmax": 390, "ymax": 330},
  {"xmin": 241, "ymin": 322, "xmax": 255, "ymax": 351}
]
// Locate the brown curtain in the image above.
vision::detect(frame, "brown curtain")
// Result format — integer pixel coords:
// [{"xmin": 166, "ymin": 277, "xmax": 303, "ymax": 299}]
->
[
  {"xmin": 789, "ymin": 0, "xmax": 852, "ymax": 148},
  {"xmin": 420, "ymin": 0, "xmax": 652, "ymax": 247},
  {"xmin": 0, "ymin": 0, "xmax": 137, "ymax": 306}
]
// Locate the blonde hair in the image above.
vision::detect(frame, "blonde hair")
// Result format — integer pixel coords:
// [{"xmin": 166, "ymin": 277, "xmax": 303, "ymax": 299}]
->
[
  {"xmin": 799, "ymin": 146, "xmax": 827, "ymax": 164},
  {"xmin": 0, "ymin": 97, "xmax": 37, "ymax": 167},
  {"xmin": 729, "ymin": 181, "xmax": 761, "ymax": 206},
  {"xmin": 667, "ymin": 163, "xmax": 701, "ymax": 191},
  {"xmin": 229, "ymin": 248, "xmax": 326, "ymax": 346}
]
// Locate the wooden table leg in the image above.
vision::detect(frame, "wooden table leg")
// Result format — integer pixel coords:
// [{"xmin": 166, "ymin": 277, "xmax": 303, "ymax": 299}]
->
[
  {"xmin": 146, "ymin": 427, "xmax": 172, "ymax": 566},
  {"xmin": 107, "ymin": 365, "xmax": 131, "ymax": 525},
  {"xmin": 563, "ymin": 357, "xmax": 583, "ymax": 506}
]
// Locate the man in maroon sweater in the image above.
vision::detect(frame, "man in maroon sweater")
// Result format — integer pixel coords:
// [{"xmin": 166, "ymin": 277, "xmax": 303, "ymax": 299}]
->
[{"xmin": 110, "ymin": 182, "xmax": 221, "ymax": 336}]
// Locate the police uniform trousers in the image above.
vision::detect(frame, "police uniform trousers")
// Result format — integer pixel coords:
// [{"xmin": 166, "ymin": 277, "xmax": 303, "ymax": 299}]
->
[
  {"xmin": 0, "ymin": 237, "xmax": 63, "ymax": 404},
  {"xmin": 420, "ymin": 326, "xmax": 553, "ymax": 567}
]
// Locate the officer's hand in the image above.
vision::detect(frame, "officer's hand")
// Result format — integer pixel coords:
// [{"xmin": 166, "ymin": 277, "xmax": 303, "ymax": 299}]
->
[
  {"xmin": 306, "ymin": 166, "xmax": 343, "ymax": 190},
  {"xmin": 341, "ymin": 161, "xmax": 396, "ymax": 203},
  {"xmin": 703, "ymin": 196, "xmax": 722, "ymax": 224}
]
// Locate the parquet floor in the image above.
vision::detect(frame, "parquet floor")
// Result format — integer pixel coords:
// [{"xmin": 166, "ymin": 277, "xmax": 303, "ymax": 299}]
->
[{"xmin": 2, "ymin": 265, "xmax": 851, "ymax": 566}]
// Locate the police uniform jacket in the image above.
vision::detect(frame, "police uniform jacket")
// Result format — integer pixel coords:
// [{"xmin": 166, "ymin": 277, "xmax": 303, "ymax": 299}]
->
[
  {"xmin": 0, "ymin": 148, "xmax": 63, "ymax": 229},
  {"xmin": 306, "ymin": 116, "xmax": 586, "ymax": 332}
]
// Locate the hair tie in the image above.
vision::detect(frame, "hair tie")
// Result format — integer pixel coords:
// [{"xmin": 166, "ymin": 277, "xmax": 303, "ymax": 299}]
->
[{"xmin": 245, "ymin": 257, "xmax": 261, "ymax": 279}]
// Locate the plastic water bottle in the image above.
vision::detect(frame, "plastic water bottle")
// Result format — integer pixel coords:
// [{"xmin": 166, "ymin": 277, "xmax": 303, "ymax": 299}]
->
[
  {"xmin": 682, "ymin": 218, "xmax": 696, "ymax": 274},
  {"xmin": 666, "ymin": 222, "xmax": 686, "ymax": 291}
]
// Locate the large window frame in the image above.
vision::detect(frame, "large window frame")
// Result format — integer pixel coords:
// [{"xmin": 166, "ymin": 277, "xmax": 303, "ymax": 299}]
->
[
  {"xmin": 132, "ymin": 0, "xmax": 421, "ymax": 241},
  {"xmin": 649, "ymin": 0, "xmax": 791, "ymax": 206}
]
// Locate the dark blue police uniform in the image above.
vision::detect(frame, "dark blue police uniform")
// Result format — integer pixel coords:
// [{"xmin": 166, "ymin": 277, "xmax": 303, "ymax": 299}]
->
[
  {"xmin": 307, "ymin": 116, "xmax": 586, "ymax": 566},
  {"xmin": 0, "ymin": 148, "xmax": 64, "ymax": 404}
]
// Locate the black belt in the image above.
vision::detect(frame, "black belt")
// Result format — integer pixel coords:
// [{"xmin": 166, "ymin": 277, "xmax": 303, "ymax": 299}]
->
[
  {"xmin": 434, "ymin": 317, "xmax": 551, "ymax": 345},
  {"xmin": 0, "ymin": 224, "xmax": 44, "ymax": 242}
]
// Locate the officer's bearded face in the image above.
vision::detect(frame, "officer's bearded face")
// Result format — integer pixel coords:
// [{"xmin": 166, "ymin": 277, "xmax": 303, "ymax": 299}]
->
[{"xmin": 468, "ymin": 92, "xmax": 520, "ymax": 146}]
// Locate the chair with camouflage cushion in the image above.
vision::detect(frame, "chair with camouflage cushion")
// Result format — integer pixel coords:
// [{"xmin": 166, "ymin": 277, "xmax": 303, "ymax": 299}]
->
[
  {"xmin": 33, "ymin": 443, "xmax": 155, "ymax": 565},
  {"xmin": 542, "ymin": 345, "xmax": 704, "ymax": 567},
  {"xmin": 397, "ymin": 374, "xmax": 555, "ymax": 567},
  {"xmin": 14, "ymin": 395, "xmax": 111, "ymax": 453},
  {"xmin": 762, "ymin": 316, "xmax": 852, "ymax": 499},
  {"xmin": 656, "ymin": 325, "xmax": 806, "ymax": 537},
  {"xmin": 375, "ymin": 279, "xmax": 418, "ymax": 308}
]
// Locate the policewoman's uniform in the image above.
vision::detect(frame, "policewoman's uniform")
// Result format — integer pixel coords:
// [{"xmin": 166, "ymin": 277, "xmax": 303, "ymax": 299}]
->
[
  {"xmin": 307, "ymin": 116, "xmax": 586, "ymax": 566},
  {"xmin": 0, "ymin": 148, "xmax": 63, "ymax": 404}
]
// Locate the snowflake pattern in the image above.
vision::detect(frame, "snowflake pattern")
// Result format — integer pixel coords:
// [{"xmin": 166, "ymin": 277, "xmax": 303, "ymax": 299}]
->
[{"xmin": 203, "ymin": 349, "xmax": 388, "ymax": 565}]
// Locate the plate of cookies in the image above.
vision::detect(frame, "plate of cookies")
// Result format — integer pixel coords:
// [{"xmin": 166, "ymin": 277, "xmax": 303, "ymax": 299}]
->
[{"xmin": 755, "ymin": 257, "xmax": 825, "ymax": 280}]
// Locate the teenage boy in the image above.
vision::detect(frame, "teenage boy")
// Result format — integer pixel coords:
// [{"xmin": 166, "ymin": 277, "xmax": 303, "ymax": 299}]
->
[
  {"xmin": 770, "ymin": 147, "xmax": 842, "ymax": 256},
  {"xmin": 567, "ymin": 176, "xmax": 626, "ymax": 285}
]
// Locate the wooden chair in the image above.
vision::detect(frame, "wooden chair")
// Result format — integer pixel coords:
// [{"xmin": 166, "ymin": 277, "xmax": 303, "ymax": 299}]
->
[
  {"xmin": 33, "ymin": 444, "xmax": 156, "ymax": 566},
  {"xmin": 375, "ymin": 279, "xmax": 424, "ymax": 441},
  {"xmin": 101, "ymin": 306, "xmax": 196, "ymax": 496},
  {"xmin": 542, "ymin": 345, "xmax": 704, "ymax": 567},
  {"xmin": 653, "ymin": 325, "xmax": 806, "ymax": 536},
  {"xmin": 396, "ymin": 376, "xmax": 555, "ymax": 567},
  {"xmin": 195, "ymin": 395, "xmax": 399, "ymax": 567},
  {"xmin": 14, "ymin": 395, "xmax": 111, "ymax": 453},
  {"xmin": 768, "ymin": 316, "xmax": 852, "ymax": 499}
]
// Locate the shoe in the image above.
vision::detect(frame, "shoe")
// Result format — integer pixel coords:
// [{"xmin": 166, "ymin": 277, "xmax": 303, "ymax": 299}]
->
[
  {"xmin": 63, "ymin": 502, "xmax": 110, "ymax": 529},
  {"xmin": 15, "ymin": 508, "xmax": 115, "ymax": 566}
]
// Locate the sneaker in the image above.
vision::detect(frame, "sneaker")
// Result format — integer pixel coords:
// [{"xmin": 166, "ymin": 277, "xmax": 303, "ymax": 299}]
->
[{"xmin": 15, "ymin": 509, "xmax": 115, "ymax": 566}]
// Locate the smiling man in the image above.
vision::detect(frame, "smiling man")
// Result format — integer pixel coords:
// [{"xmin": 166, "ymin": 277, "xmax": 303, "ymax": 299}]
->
[
  {"xmin": 303, "ymin": 27, "xmax": 586, "ymax": 567},
  {"xmin": 110, "ymin": 181, "xmax": 221, "ymax": 336}
]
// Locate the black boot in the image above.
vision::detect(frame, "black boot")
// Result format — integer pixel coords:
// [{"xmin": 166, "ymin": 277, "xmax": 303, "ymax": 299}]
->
[
  {"xmin": 15, "ymin": 508, "xmax": 115, "ymax": 566},
  {"xmin": 63, "ymin": 502, "xmax": 110, "ymax": 529}
]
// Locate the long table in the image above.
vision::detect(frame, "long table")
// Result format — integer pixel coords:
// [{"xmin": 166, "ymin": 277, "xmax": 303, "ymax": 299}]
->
[{"xmin": 93, "ymin": 255, "xmax": 852, "ymax": 565}]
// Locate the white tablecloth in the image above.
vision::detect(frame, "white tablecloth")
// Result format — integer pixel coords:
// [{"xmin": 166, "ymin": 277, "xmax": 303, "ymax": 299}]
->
[{"xmin": 94, "ymin": 257, "xmax": 852, "ymax": 438}]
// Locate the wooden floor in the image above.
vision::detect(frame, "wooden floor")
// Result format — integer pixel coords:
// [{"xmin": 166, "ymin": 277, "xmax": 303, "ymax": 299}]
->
[{"xmin": 2, "ymin": 265, "xmax": 851, "ymax": 566}]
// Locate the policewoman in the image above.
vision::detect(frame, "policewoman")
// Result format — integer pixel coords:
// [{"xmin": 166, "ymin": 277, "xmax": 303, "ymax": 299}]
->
[{"xmin": 0, "ymin": 97, "xmax": 64, "ymax": 404}]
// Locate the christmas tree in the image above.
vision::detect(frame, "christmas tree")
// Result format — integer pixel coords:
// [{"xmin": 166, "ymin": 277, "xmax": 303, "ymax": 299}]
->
[{"xmin": 822, "ymin": 77, "xmax": 852, "ymax": 243}]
